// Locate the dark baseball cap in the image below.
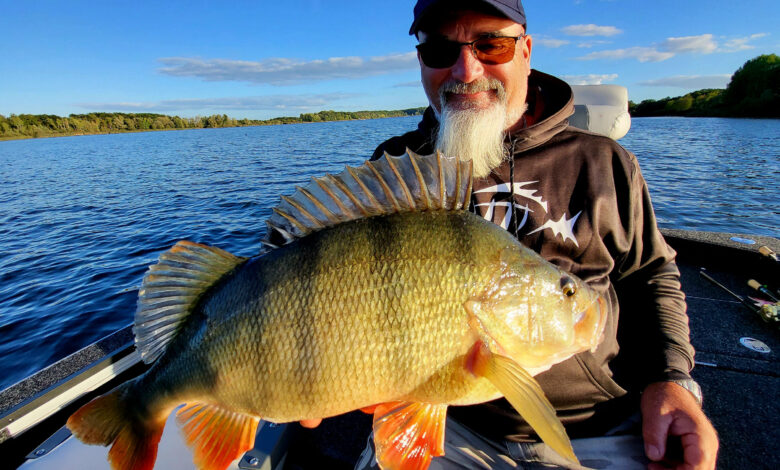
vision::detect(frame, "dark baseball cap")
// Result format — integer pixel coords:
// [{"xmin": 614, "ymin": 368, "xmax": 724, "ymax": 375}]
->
[{"xmin": 410, "ymin": 0, "xmax": 526, "ymax": 35}]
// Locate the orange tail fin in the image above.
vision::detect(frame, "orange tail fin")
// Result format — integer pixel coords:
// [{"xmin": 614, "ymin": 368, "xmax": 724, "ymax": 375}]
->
[{"xmin": 66, "ymin": 383, "xmax": 166, "ymax": 470}]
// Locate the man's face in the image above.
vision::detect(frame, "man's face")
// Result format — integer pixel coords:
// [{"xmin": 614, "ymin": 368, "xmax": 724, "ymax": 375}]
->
[{"xmin": 417, "ymin": 9, "xmax": 532, "ymax": 132}]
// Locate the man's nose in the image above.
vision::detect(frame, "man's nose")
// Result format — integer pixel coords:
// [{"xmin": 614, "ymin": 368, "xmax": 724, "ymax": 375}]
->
[{"xmin": 450, "ymin": 44, "xmax": 484, "ymax": 83}]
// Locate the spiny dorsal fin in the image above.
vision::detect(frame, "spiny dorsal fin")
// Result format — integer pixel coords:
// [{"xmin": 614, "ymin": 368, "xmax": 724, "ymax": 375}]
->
[
  {"xmin": 134, "ymin": 241, "xmax": 247, "ymax": 364},
  {"xmin": 263, "ymin": 149, "xmax": 473, "ymax": 247}
]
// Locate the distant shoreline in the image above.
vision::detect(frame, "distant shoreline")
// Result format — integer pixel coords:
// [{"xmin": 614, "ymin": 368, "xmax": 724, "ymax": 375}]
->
[
  {"xmin": 0, "ymin": 126, "xmax": 210, "ymax": 142},
  {"xmin": 0, "ymin": 119, "xmax": 386, "ymax": 142},
  {"xmin": 4, "ymin": 113, "xmax": 778, "ymax": 143},
  {"xmin": 0, "ymin": 108, "xmax": 426, "ymax": 142}
]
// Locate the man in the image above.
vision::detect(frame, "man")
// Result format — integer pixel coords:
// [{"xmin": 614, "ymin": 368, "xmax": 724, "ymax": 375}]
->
[{"xmin": 352, "ymin": 0, "xmax": 718, "ymax": 468}]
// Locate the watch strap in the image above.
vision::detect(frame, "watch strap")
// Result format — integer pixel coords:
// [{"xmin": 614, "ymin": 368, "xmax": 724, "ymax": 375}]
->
[{"xmin": 668, "ymin": 379, "xmax": 703, "ymax": 406}]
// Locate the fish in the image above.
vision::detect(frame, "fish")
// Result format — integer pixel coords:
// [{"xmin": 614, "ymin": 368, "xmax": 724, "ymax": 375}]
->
[{"xmin": 66, "ymin": 150, "xmax": 607, "ymax": 470}]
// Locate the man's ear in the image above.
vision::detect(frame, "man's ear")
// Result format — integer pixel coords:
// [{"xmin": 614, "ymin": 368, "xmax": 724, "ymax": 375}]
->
[{"xmin": 523, "ymin": 34, "xmax": 533, "ymax": 74}]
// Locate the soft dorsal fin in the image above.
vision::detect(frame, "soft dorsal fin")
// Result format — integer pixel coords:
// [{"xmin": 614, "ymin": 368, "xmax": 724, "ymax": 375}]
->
[
  {"xmin": 263, "ymin": 150, "xmax": 473, "ymax": 248},
  {"xmin": 134, "ymin": 241, "xmax": 247, "ymax": 364}
]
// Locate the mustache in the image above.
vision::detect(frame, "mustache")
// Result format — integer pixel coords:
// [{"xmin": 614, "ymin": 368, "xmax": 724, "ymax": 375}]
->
[{"xmin": 439, "ymin": 78, "xmax": 506, "ymax": 103}]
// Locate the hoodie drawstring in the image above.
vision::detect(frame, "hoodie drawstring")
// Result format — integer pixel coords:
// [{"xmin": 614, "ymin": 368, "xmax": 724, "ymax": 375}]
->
[{"xmin": 508, "ymin": 137, "xmax": 520, "ymax": 240}]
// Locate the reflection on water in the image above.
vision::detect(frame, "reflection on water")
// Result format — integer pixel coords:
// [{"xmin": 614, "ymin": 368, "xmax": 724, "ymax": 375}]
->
[{"xmin": 0, "ymin": 116, "xmax": 778, "ymax": 390}]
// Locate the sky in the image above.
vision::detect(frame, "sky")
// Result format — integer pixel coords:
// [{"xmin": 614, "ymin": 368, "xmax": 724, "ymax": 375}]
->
[{"xmin": 1, "ymin": 0, "xmax": 777, "ymax": 120}]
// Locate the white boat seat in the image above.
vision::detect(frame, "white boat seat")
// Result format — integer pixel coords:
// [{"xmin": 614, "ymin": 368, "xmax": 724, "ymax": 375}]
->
[{"xmin": 569, "ymin": 84, "xmax": 631, "ymax": 140}]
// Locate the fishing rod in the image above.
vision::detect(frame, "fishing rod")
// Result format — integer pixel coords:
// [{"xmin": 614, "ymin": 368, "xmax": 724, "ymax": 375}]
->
[
  {"xmin": 699, "ymin": 269, "xmax": 779, "ymax": 325},
  {"xmin": 748, "ymin": 279, "xmax": 779, "ymax": 303},
  {"xmin": 757, "ymin": 246, "xmax": 780, "ymax": 297}
]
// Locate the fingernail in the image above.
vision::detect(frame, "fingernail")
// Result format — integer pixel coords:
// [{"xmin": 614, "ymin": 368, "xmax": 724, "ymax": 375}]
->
[{"xmin": 646, "ymin": 445, "xmax": 661, "ymax": 460}]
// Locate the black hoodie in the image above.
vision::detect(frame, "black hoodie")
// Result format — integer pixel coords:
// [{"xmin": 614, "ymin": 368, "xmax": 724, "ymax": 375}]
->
[{"xmin": 372, "ymin": 70, "xmax": 694, "ymax": 441}]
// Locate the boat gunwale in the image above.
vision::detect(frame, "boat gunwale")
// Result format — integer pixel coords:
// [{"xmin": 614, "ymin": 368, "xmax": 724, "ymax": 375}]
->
[{"xmin": 0, "ymin": 325, "xmax": 140, "ymax": 442}]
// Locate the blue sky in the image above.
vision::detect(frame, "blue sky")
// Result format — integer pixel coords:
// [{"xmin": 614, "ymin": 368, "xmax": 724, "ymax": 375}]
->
[{"xmin": 1, "ymin": 0, "xmax": 776, "ymax": 120}]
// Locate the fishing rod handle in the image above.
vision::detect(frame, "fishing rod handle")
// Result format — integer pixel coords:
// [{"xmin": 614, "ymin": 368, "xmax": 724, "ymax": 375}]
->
[
  {"xmin": 748, "ymin": 279, "xmax": 780, "ymax": 303},
  {"xmin": 759, "ymin": 245, "xmax": 778, "ymax": 261}
]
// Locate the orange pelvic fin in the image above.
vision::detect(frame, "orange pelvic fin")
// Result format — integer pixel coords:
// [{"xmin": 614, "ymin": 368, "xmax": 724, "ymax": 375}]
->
[
  {"xmin": 176, "ymin": 402, "xmax": 261, "ymax": 470},
  {"xmin": 371, "ymin": 401, "xmax": 448, "ymax": 470},
  {"xmin": 66, "ymin": 382, "xmax": 165, "ymax": 470}
]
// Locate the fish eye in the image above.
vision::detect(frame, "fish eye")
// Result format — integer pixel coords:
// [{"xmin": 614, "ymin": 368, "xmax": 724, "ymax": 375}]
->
[{"xmin": 560, "ymin": 277, "xmax": 576, "ymax": 297}]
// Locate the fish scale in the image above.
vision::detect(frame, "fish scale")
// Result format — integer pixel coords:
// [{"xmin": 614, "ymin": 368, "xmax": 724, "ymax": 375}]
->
[{"xmin": 172, "ymin": 212, "xmax": 497, "ymax": 421}]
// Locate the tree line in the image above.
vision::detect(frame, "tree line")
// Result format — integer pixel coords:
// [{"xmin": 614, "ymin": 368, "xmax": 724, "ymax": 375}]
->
[
  {"xmin": 630, "ymin": 54, "xmax": 779, "ymax": 118},
  {"xmin": 0, "ymin": 108, "xmax": 426, "ymax": 140}
]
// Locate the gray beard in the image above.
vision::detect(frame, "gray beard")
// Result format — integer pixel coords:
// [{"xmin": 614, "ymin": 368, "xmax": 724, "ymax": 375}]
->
[{"xmin": 434, "ymin": 79, "xmax": 526, "ymax": 178}]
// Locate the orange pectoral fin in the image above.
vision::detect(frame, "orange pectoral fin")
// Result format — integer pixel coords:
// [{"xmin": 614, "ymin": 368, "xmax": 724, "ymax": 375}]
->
[
  {"xmin": 176, "ymin": 403, "xmax": 260, "ymax": 470},
  {"xmin": 371, "ymin": 402, "xmax": 448, "ymax": 470}
]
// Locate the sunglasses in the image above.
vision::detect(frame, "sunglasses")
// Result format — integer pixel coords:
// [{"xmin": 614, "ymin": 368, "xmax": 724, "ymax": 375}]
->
[{"xmin": 416, "ymin": 35, "xmax": 526, "ymax": 69}]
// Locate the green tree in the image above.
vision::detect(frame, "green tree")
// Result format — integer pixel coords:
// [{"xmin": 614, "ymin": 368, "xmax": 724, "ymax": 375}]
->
[
  {"xmin": 666, "ymin": 95, "xmax": 694, "ymax": 113},
  {"xmin": 724, "ymin": 54, "xmax": 779, "ymax": 117}
]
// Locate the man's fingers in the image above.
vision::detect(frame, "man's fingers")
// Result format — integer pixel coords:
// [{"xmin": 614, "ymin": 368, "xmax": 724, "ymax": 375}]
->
[
  {"xmin": 641, "ymin": 382, "xmax": 719, "ymax": 469},
  {"xmin": 680, "ymin": 418, "xmax": 719, "ymax": 469},
  {"xmin": 299, "ymin": 418, "xmax": 322, "ymax": 428},
  {"xmin": 642, "ymin": 415, "xmax": 672, "ymax": 461},
  {"xmin": 680, "ymin": 432, "xmax": 706, "ymax": 467}
]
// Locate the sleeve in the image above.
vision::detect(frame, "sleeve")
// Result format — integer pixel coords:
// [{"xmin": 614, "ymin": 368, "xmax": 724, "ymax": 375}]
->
[
  {"xmin": 610, "ymin": 150, "xmax": 695, "ymax": 386},
  {"xmin": 371, "ymin": 107, "xmax": 437, "ymax": 160}
]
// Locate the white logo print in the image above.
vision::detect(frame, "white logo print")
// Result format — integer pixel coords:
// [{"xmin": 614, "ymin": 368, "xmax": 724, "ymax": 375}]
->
[
  {"xmin": 473, "ymin": 181, "xmax": 581, "ymax": 246},
  {"xmin": 474, "ymin": 182, "xmax": 548, "ymax": 212},
  {"xmin": 527, "ymin": 211, "xmax": 582, "ymax": 247}
]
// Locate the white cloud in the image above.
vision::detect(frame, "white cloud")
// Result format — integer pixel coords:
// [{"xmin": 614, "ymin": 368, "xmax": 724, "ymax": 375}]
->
[
  {"xmin": 78, "ymin": 94, "xmax": 357, "ymax": 112},
  {"xmin": 638, "ymin": 75, "xmax": 731, "ymax": 89},
  {"xmin": 577, "ymin": 47, "xmax": 675, "ymax": 63},
  {"xmin": 575, "ymin": 32, "xmax": 760, "ymax": 62},
  {"xmin": 720, "ymin": 33, "xmax": 769, "ymax": 52},
  {"xmin": 562, "ymin": 24, "xmax": 622, "ymax": 37},
  {"xmin": 562, "ymin": 74, "xmax": 619, "ymax": 85},
  {"xmin": 659, "ymin": 34, "xmax": 717, "ymax": 54},
  {"xmin": 158, "ymin": 52, "xmax": 419, "ymax": 85},
  {"xmin": 534, "ymin": 38, "xmax": 571, "ymax": 48},
  {"xmin": 394, "ymin": 81, "xmax": 422, "ymax": 88},
  {"xmin": 577, "ymin": 40, "xmax": 611, "ymax": 49}
]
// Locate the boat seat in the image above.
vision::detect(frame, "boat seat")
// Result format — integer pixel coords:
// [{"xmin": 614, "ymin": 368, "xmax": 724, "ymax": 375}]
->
[{"xmin": 569, "ymin": 84, "xmax": 631, "ymax": 140}]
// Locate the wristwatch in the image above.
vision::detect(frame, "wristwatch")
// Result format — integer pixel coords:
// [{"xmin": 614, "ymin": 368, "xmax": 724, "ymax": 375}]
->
[{"xmin": 668, "ymin": 379, "xmax": 703, "ymax": 406}]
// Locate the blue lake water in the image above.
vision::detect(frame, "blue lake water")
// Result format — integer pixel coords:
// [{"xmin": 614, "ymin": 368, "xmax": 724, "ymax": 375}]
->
[{"xmin": 0, "ymin": 116, "xmax": 778, "ymax": 391}]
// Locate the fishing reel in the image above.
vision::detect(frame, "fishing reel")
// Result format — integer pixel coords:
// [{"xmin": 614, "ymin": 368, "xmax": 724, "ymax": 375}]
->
[{"xmin": 756, "ymin": 303, "xmax": 779, "ymax": 324}]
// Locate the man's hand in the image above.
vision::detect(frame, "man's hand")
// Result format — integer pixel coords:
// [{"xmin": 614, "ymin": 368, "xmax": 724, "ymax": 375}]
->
[
  {"xmin": 641, "ymin": 381, "xmax": 719, "ymax": 470},
  {"xmin": 299, "ymin": 405, "xmax": 377, "ymax": 428},
  {"xmin": 299, "ymin": 418, "xmax": 322, "ymax": 428}
]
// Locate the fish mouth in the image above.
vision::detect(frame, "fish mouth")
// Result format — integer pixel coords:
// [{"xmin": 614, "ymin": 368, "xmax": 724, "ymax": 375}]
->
[{"xmin": 574, "ymin": 295, "xmax": 608, "ymax": 352}]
